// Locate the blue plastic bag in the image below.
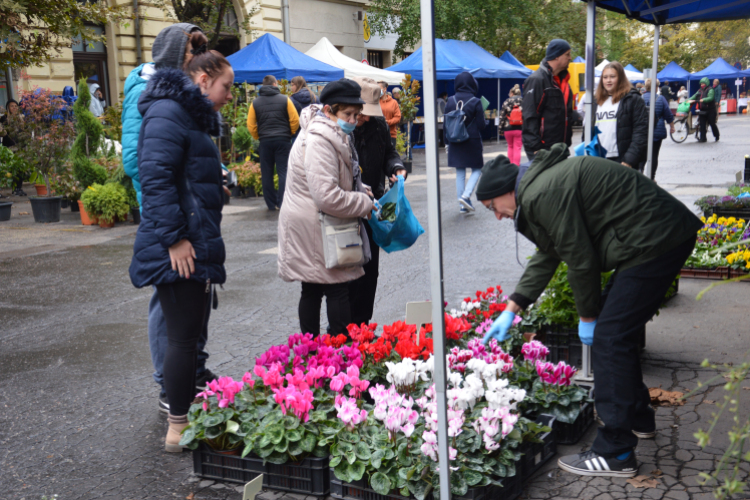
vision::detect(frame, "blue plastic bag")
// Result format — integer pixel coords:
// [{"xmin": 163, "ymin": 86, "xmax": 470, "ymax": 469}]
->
[
  {"xmin": 574, "ymin": 126, "xmax": 608, "ymax": 158},
  {"xmin": 367, "ymin": 176, "xmax": 425, "ymax": 253}
]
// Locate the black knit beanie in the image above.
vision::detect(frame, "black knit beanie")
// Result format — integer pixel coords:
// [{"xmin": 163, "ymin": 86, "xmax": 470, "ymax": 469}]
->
[
  {"xmin": 476, "ymin": 155, "xmax": 519, "ymax": 201},
  {"xmin": 546, "ymin": 39, "xmax": 571, "ymax": 61}
]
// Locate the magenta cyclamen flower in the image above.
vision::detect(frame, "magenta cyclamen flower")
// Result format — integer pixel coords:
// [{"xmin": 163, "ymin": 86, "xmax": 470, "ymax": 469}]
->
[
  {"xmin": 536, "ymin": 360, "xmax": 577, "ymax": 386},
  {"xmin": 521, "ymin": 341, "xmax": 549, "ymax": 363}
]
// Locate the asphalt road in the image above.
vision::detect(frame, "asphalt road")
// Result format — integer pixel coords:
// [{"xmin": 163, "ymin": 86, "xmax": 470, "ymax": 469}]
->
[{"xmin": 1, "ymin": 116, "xmax": 748, "ymax": 500}]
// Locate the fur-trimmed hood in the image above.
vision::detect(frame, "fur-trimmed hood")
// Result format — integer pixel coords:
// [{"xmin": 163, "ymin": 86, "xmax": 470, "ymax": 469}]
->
[{"xmin": 138, "ymin": 68, "xmax": 222, "ymax": 136}]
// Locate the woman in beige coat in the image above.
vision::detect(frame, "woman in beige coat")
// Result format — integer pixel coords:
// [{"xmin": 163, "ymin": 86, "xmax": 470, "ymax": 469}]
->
[{"xmin": 278, "ymin": 79, "xmax": 376, "ymax": 335}]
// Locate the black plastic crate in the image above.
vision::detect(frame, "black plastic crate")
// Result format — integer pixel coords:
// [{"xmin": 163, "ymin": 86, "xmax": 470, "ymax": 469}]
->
[
  {"xmin": 550, "ymin": 385, "xmax": 595, "ymax": 445},
  {"xmin": 541, "ymin": 324, "xmax": 582, "ymax": 368},
  {"xmin": 330, "ymin": 470, "xmax": 521, "ymax": 500},
  {"xmin": 193, "ymin": 446, "xmax": 329, "ymax": 496},
  {"xmin": 519, "ymin": 415, "xmax": 557, "ymax": 480},
  {"xmin": 703, "ymin": 207, "xmax": 750, "ymax": 220},
  {"xmin": 193, "ymin": 445, "xmax": 265, "ymax": 485},
  {"xmin": 543, "ymin": 324, "xmax": 646, "ymax": 366}
]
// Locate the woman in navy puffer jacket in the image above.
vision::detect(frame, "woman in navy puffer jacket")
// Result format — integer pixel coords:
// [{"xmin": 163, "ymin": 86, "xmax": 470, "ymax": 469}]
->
[
  {"xmin": 444, "ymin": 72, "xmax": 487, "ymax": 214},
  {"xmin": 130, "ymin": 49, "xmax": 234, "ymax": 452}
]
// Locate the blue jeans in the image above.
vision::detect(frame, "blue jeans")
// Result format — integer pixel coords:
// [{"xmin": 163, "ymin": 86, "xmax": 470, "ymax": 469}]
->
[
  {"xmin": 149, "ymin": 286, "xmax": 210, "ymax": 392},
  {"xmin": 455, "ymin": 168, "xmax": 481, "ymax": 201}
]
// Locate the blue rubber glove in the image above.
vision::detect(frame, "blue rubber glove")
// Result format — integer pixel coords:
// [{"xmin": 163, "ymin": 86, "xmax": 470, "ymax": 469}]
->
[
  {"xmin": 482, "ymin": 310, "xmax": 516, "ymax": 345},
  {"xmin": 578, "ymin": 319, "xmax": 597, "ymax": 346}
]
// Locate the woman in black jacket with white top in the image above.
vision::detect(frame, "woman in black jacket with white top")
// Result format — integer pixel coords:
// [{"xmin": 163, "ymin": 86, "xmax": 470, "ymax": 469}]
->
[{"xmin": 594, "ymin": 62, "xmax": 649, "ymax": 168}]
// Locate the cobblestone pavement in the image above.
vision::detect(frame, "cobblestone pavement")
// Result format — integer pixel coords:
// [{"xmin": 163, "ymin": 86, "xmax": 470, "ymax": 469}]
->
[{"xmin": 1, "ymin": 118, "xmax": 749, "ymax": 500}]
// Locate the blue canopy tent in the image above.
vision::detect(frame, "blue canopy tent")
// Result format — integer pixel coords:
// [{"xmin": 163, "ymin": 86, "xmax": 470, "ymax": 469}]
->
[
  {"xmin": 573, "ymin": 56, "xmax": 586, "ymax": 63},
  {"xmin": 389, "ymin": 40, "xmax": 531, "ymax": 144},
  {"xmin": 499, "ymin": 51, "xmax": 530, "ymax": 72},
  {"xmin": 388, "ymin": 39, "xmax": 531, "ymax": 80},
  {"xmin": 625, "ymin": 64, "xmax": 641, "ymax": 73},
  {"xmin": 657, "ymin": 61, "xmax": 691, "ymax": 95},
  {"xmin": 690, "ymin": 58, "xmax": 744, "ymax": 102},
  {"xmin": 226, "ymin": 33, "xmax": 344, "ymax": 84}
]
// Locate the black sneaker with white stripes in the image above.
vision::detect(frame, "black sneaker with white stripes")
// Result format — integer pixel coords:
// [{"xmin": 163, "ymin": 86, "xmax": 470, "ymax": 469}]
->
[{"xmin": 558, "ymin": 450, "xmax": 638, "ymax": 477}]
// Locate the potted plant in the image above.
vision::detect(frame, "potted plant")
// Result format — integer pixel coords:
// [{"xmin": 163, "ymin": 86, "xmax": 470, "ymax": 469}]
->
[
  {"xmin": 0, "ymin": 145, "xmax": 30, "ymax": 220},
  {"xmin": 398, "ymin": 76, "xmax": 421, "ymax": 172},
  {"xmin": 71, "ymin": 80, "xmax": 107, "ymax": 190},
  {"xmin": 395, "ymin": 131, "xmax": 410, "ymax": 173},
  {"xmin": 80, "ymin": 183, "xmax": 130, "ymax": 228},
  {"xmin": 4, "ymin": 88, "xmax": 75, "ymax": 223},
  {"xmin": 230, "ymin": 160, "xmax": 263, "ymax": 197},
  {"xmin": 50, "ymin": 165, "xmax": 82, "ymax": 212}
]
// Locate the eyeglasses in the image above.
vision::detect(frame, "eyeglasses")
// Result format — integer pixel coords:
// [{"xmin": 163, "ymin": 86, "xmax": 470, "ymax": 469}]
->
[{"xmin": 486, "ymin": 199, "xmax": 495, "ymax": 212}]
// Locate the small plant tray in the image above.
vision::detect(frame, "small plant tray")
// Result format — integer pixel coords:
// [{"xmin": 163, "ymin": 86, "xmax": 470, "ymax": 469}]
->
[
  {"xmin": 549, "ymin": 385, "xmax": 595, "ymax": 445},
  {"xmin": 519, "ymin": 414, "xmax": 557, "ymax": 479},
  {"xmin": 193, "ymin": 446, "xmax": 329, "ymax": 496}
]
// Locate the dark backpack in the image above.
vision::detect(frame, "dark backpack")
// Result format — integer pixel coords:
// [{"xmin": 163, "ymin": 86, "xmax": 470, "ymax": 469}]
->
[{"xmin": 444, "ymin": 97, "xmax": 477, "ymax": 143}]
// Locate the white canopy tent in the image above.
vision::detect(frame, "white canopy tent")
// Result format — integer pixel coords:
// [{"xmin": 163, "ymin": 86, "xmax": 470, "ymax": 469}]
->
[
  {"xmin": 595, "ymin": 58, "xmax": 644, "ymax": 83},
  {"xmin": 305, "ymin": 37, "xmax": 406, "ymax": 85}
]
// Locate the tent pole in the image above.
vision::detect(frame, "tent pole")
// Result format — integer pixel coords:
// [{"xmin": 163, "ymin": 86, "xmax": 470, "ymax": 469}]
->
[
  {"xmin": 584, "ymin": 0, "xmax": 596, "ymax": 144},
  {"xmin": 497, "ymin": 79, "xmax": 501, "ymax": 142},
  {"xmin": 646, "ymin": 25, "xmax": 660, "ymax": 179},
  {"xmin": 419, "ymin": 0, "xmax": 450, "ymax": 498}
]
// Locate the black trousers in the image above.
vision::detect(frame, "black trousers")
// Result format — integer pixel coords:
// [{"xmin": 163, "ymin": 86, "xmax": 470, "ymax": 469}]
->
[
  {"xmin": 698, "ymin": 107, "xmax": 718, "ymax": 141},
  {"xmin": 637, "ymin": 140, "xmax": 662, "ymax": 181},
  {"xmin": 591, "ymin": 236, "xmax": 696, "ymax": 457},
  {"xmin": 258, "ymin": 139, "xmax": 291, "ymax": 210},
  {"xmin": 156, "ymin": 280, "xmax": 211, "ymax": 416},
  {"xmin": 299, "ymin": 282, "xmax": 351, "ymax": 335},
  {"xmin": 349, "ymin": 221, "xmax": 380, "ymax": 326}
]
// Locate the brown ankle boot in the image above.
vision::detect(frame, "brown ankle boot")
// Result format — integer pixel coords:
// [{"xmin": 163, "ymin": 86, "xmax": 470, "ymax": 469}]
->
[{"xmin": 165, "ymin": 414, "xmax": 189, "ymax": 453}]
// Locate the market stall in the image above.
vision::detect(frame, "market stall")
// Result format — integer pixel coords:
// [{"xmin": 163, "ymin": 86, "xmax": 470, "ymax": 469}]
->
[
  {"xmin": 226, "ymin": 33, "xmax": 344, "ymax": 84},
  {"xmin": 689, "ymin": 57, "xmax": 743, "ymax": 113},
  {"xmin": 305, "ymin": 37, "xmax": 406, "ymax": 85}
]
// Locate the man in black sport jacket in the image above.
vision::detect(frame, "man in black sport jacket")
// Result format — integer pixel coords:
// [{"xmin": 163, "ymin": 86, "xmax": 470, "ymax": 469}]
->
[{"xmin": 522, "ymin": 39, "xmax": 576, "ymax": 161}]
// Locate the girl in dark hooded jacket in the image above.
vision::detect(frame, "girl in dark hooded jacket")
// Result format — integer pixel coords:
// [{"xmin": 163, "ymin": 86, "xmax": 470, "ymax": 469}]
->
[
  {"xmin": 594, "ymin": 61, "xmax": 648, "ymax": 168},
  {"xmin": 290, "ymin": 76, "xmax": 318, "ymax": 114},
  {"xmin": 130, "ymin": 49, "xmax": 233, "ymax": 452},
  {"xmin": 444, "ymin": 72, "xmax": 487, "ymax": 214}
]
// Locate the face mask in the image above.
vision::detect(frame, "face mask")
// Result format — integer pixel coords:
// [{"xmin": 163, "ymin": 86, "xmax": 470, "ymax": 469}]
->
[
  {"xmin": 380, "ymin": 89, "xmax": 384, "ymax": 97},
  {"xmin": 337, "ymin": 118, "xmax": 356, "ymax": 135}
]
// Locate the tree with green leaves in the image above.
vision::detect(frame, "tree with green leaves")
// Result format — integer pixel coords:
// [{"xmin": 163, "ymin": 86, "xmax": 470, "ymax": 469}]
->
[
  {"xmin": 153, "ymin": 0, "xmax": 260, "ymax": 50},
  {"xmin": 367, "ymin": 0, "xmax": 587, "ymax": 62},
  {"xmin": 0, "ymin": 0, "xmax": 123, "ymax": 69},
  {"xmin": 71, "ymin": 80, "xmax": 107, "ymax": 189}
]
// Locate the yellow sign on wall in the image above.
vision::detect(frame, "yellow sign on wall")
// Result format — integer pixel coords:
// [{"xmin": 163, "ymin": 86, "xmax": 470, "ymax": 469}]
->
[{"xmin": 363, "ymin": 13, "xmax": 371, "ymax": 43}]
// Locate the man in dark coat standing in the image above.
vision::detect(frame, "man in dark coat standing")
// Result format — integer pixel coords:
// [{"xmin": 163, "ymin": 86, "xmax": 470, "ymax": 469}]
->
[
  {"xmin": 522, "ymin": 39, "xmax": 575, "ymax": 162},
  {"xmin": 349, "ymin": 77, "xmax": 407, "ymax": 325},
  {"xmin": 477, "ymin": 145, "xmax": 702, "ymax": 478},
  {"xmin": 247, "ymin": 75, "xmax": 300, "ymax": 210}
]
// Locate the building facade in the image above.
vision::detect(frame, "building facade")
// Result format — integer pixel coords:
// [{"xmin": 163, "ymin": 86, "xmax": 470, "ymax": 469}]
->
[{"xmin": 8, "ymin": 0, "xmax": 401, "ymax": 105}]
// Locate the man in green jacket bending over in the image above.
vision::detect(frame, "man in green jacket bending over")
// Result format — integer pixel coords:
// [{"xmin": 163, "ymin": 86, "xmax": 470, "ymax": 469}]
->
[{"xmin": 477, "ymin": 144, "xmax": 702, "ymax": 478}]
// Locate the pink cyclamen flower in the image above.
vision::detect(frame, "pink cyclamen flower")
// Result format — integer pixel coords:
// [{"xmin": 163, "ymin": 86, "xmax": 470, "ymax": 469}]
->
[{"xmin": 521, "ymin": 340, "xmax": 549, "ymax": 363}]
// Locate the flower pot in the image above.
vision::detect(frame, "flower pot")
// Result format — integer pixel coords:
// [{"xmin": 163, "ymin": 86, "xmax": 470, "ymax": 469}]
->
[
  {"xmin": 0, "ymin": 202, "xmax": 12, "ymax": 221},
  {"xmin": 29, "ymin": 196, "xmax": 62, "ymax": 223},
  {"xmin": 131, "ymin": 208, "xmax": 141, "ymax": 224},
  {"xmin": 402, "ymin": 159, "xmax": 413, "ymax": 174},
  {"xmin": 78, "ymin": 200, "xmax": 98, "ymax": 225},
  {"xmin": 71, "ymin": 200, "xmax": 80, "ymax": 212},
  {"xmin": 231, "ymin": 185, "xmax": 243, "ymax": 198},
  {"xmin": 61, "ymin": 198, "xmax": 69, "ymax": 209},
  {"xmin": 245, "ymin": 186, "xmax": 257, "ymax": 198},
  {"xmin": 223, "ymin": 191, "xmax": 231, "ymax": 205},
  {"xmin": 211, "ymin": 446, "xmax": 242, "ymax": 456},
  {"xmin": 99, "ymin": 218, "xmax": 115, "ymax": 229},
  {"xmin": 34, "ymin": 184, "xmax": 48, "ymax": 196}
]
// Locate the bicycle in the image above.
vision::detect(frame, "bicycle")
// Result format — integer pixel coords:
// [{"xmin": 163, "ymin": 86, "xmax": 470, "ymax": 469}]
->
[{"xmin": 670, "ymin": 111, "xmax": 699, "ymax": 143}]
